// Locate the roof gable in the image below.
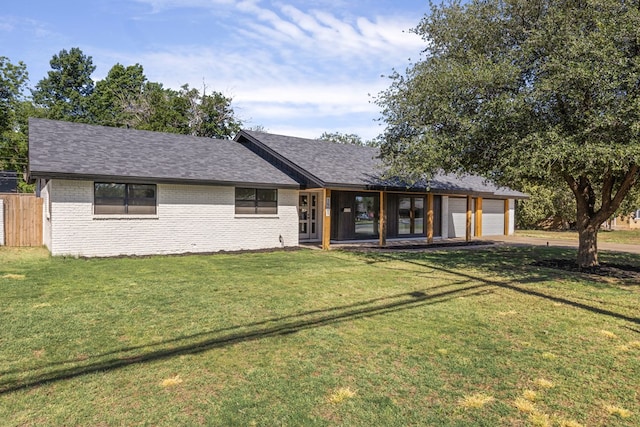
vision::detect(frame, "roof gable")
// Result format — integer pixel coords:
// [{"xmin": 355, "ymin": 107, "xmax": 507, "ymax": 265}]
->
[
  {"xmin": 237, "ymin": 130, "xmax": 527, "ymax": 198},
  {"xmin": 29, "ymin": 119, "xmax": 299, "ymax": 188},
  {"xmin": 237, "ymin": 130, "xmax": 381, "ymax": 188}
]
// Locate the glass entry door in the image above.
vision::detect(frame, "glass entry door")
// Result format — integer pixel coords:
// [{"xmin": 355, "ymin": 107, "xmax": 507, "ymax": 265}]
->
[
  {"xmin": 299, "ymin": 192, "xmax": 318, "ymax": 241},
  {"xmin": 398, "ymin": 196, "xmax": 425, "ymax": 236}
]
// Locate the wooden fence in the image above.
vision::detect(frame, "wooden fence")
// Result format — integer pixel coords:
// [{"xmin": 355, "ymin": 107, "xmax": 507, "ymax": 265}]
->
[{"xmin": 0, "ymin": 194, "xmax": 43, "ymax": 247}]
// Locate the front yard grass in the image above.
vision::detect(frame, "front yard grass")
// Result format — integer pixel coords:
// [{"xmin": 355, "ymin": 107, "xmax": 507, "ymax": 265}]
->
[{"xmin": 0, "ymin": 246, "xmax": 638, "ymax": 426}]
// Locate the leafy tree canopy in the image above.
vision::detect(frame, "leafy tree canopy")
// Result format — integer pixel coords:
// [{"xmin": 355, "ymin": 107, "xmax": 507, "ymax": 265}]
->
[
  {"xmin": 32, "ymin": 47, "xmax": 96, "ymax": 121},
  {"xmin": 176, "ymin": 83, "xmax": 242, "ymax": 139},
  {"xmin": 31, "ymin": 48, "xmax": 242, "ymax": 138},
  {"xmin": 2, "ymin": 48, "xmax": 243, "ymax": 191},
  {"xmin": 90, "ymin": 63, "xmax": 147, "ymax": 128},
  {"xmin": 319, "ymin": 131, "xmax": 366, "ymax": 146},
  {"xmin": 0, "ymin": 56, "xmax": 28, "ymax": 132},
  {"xmin": 0, "ymin": 56, "xmax": 38, "ymax": 191},
  {"xmin": 377, "ymin": 0, "xmax": 640, "ymax": 267}
]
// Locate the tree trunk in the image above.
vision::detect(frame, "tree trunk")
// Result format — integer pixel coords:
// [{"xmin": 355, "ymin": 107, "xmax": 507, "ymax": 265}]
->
[{"xmin": 577, "ymin": 224, "xmax": 599, "ymax": 268}]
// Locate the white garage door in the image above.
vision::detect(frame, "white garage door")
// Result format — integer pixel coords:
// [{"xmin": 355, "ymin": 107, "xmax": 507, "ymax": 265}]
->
[
  {"xmin": 482, "ymin": 199, "xmax": 505, "ymax": 236},
  {"xmin": 448, "ymin": 197, "xmax": 474, "ymax": 238}
]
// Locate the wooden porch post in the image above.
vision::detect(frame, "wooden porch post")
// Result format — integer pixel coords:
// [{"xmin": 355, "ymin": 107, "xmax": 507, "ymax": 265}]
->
[
  {"xmin": 466, "ymin": 195, "xmax": 472, "ymax": 242},
  {"xmin": 475, "ymin": 197, "xmax": 482, "ymax": 237},
  {"xmin": 379, "ymin": 191, "xmax": 386, "ymax": 247},
  {"xmin": 504, "ymin": 199, "xmax": 510, "ymax": 236},
  {"xmin": 322, "ymin": 189, "xmax": 331, "ymax": 250},
  {"xmin": 427, "ymin": 193, "xmax": 434, "ymax": 243}
]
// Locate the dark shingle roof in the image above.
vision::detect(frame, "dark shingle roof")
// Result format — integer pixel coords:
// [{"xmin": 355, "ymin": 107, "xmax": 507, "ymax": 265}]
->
[
  {"xmin": 238, "ymin": 130, "xmax": 527, "ymax": 198},
  {"xmin": 28, "ymin": 118, "xmax": 299, "ymax": 188}
]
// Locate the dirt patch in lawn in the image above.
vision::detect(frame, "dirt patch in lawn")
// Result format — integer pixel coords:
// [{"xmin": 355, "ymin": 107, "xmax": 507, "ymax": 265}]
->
[{"xmin": 532, "ymin": 259, "xmax": 640, "ymax": 281}]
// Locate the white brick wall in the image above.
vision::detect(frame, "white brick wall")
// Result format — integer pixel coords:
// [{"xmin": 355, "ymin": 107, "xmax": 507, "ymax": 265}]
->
[
  {"xmin": 0, "ymin": 199, "xmax": 4, "ymax": 246},
  {"xmin": 48, "ymin": 179, "xmax": 299, "ymax": 257}
]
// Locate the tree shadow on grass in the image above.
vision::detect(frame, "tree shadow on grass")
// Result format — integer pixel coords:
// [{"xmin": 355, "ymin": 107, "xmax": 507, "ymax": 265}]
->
[
  {"xmin": 0, "ymin": 281, "xmax": 492, "ymax": 395},
  {"xmin": 353, "ymin": 249, "xmax": 640, "ymax": 327}
]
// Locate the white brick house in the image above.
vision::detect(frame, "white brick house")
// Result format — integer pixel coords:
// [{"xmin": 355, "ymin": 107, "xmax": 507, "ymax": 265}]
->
[
  {"xmin": 29, "ymin": 119, "xmax": 526, "ymax": 257},
  {"xmin": 30, "ymin": 119, "xmax": 300, "ymax": 257},
  {"xmin": 40, "ymin": 180, "xmax": 299, "ymax": 257}
]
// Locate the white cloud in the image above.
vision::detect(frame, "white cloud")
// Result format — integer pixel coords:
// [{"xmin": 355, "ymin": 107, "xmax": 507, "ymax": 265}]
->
[
  {"xmin": 0, "ymin": 18, "xmax": 15, "ymax": 32},
  {"xmin": 0, "ymin": 16, "xmax": 59, "ymax": 39},
  {"xmin": 231, "ymin": 2, "xmax": 422, "ymax": 63},
  {"xmin": 91, "ymin": 0, "xmax": 424, "ymax": 139},
  {"xmin": 132, "ymin": 0, "xmax": 235, "ymax": 13}
]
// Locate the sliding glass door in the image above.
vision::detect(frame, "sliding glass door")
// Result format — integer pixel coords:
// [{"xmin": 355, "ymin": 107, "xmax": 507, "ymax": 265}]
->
[
  {"xmin": 354, "ymin": 195, "xmax": 378, "ymax": 238},
  {"xmin": 398, "ymin": 196, "xmax": 425, "ymax": 236}
]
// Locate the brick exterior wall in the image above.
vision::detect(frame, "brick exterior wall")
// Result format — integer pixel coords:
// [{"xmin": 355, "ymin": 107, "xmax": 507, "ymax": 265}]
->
[{"xmin": 46, "ymin": 179, "xmax": 299, "ymax": 257}]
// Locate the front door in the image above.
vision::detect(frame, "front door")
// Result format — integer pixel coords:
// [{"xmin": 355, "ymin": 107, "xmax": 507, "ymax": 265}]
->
[{"xmin": 299, "ymin": 192, "xmax": 319, "ymax": 241}]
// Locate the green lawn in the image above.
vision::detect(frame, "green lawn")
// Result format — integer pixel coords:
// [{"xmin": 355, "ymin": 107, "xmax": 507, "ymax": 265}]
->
[
  {"xmin": 0, "ymin": 246, "xmax": 638, "ymax": 426},
  {"xmin": 516, "ymin": 229, "xmax": 640, "ymax": 245}
]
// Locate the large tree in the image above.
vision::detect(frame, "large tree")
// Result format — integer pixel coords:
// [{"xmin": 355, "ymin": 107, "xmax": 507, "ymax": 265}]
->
[
  {"xmin": 176, "ymin": 83, "xmax": 242, "ymax": 139},
  {"xmin": 91, "ymin": 71, "xmax": 242, "ymax": 139},
  {"xmin": 32, "ymin": 47, "xmax": 96, "ymax": 121},
  {"xmin": 0, "ymin": 56, "xmax": 38, "ymax": 190},
  {"xmin": 0, "ymin": 57, "xmax": 28, "ymax": 133},
  {"xmin": 90, "ymin": 63, "xmax": 147, "ymax": 128},
  {"xmin": 377, "ymin": 0, "xmax": 640, "ymax": 267}
]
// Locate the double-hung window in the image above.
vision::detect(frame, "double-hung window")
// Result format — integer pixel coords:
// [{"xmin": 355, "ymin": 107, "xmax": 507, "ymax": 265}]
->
[
  {"xmin": 235, "ymin": 188, "xmax": 277, "ymax": 214},
  {"xmin": 94, "ymin": 183, "xmax": 157, "ymax": 215}
]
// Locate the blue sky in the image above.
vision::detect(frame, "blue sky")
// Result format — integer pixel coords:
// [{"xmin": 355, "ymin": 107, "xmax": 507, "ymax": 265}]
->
[{"xmin": 1, "ymin": 0, "xmax": 429, "ymax": 140}]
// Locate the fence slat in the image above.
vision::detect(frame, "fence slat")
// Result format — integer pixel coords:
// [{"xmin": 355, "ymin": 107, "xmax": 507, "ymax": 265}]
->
[{"xmin": 0, "ymin": 194, "xmax": 43, "ymax": 247}]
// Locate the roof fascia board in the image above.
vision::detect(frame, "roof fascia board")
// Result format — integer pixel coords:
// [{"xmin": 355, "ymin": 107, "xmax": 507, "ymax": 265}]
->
[{"xmin": 322, "ymin": 184, "xmax": 523, "ymax": 199}]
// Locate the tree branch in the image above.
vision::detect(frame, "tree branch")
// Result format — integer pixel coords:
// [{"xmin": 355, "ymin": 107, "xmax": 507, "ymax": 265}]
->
[
  {"xmin": 610, "ymin": 164, "xmax": 639, "ymax": 210},
  {"xmin": 601, "ymin": 168, "xmax": 614, "ymax": 211},
  {"xmin": 592, "ymin": 164, "xmax": 640, "ymax": 226}
]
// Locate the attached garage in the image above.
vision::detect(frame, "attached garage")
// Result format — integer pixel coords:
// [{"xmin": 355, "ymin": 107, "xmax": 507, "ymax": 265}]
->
[
  {"xmin": 448, "ymin": 197, "xmax": 475, "ymax": 238},
  {"xmin": 482, "ymin": 199, "xmax": 505, "ymax": 236}
]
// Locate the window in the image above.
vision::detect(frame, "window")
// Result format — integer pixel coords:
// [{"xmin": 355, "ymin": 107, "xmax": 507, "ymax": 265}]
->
[
  {"xmin": 354, "ymin": 194, "xmax": 379, "ymax": 238},
  {"xmin": 94, "ymin": 183, "xmax": 156, "ymax": 215},
  {"xmin": 235, "ymin": 188, "xmax": 277, "ymax": 214}
]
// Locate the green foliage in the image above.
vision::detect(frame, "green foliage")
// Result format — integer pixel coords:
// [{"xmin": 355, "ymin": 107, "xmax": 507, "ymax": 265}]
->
[
  {"xmin": 318, "ymin": 131, "xmax": 382, "ymax": 147},
  {"xmin": 0, "ymin": 56, "xmax": 39, "ymax": 191},
  {"xmin": 0, "ymin": 56, "xmax": 28, "ymax": 132},
  {"xmin": 517, "ymin": 183, "xmax": 575, "ymax": 229},
  {"xmin": 319, "ymin": 131, "xmax": 365, "ymax": 146},
  {"xmin": 89, "ymin": 63, "xmax": 147, "ymax": 128},
  {"xmin": 377, "ymin": 0, "xmax": 640, "ymax": 266},
  {"xmin": 132, "ymin": 82, "xmax": 188, "ymax": 134},
  {"xmin": 90, "ymin": 66, "xmax": 242, "ymax": 138},
  {"xmin": 1, "ymin": 48, "xmax": 243, "ymax": 192},
  {"xmin": 176, "ymin": 83, "xmax": 242, "ymax": 138},
  {"xmin": 31, "ymin": 47, "xmax": 96, "ymax": 121}
]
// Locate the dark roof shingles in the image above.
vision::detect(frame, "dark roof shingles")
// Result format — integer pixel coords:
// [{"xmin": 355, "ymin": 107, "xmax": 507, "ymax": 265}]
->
[
  {"xmin": 29, "ymin": 119, "xmax": 299, "ymax": 187},
  {"xmin": 241, "ymin": 130, "xmax": 527, "ymax": 198}
]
